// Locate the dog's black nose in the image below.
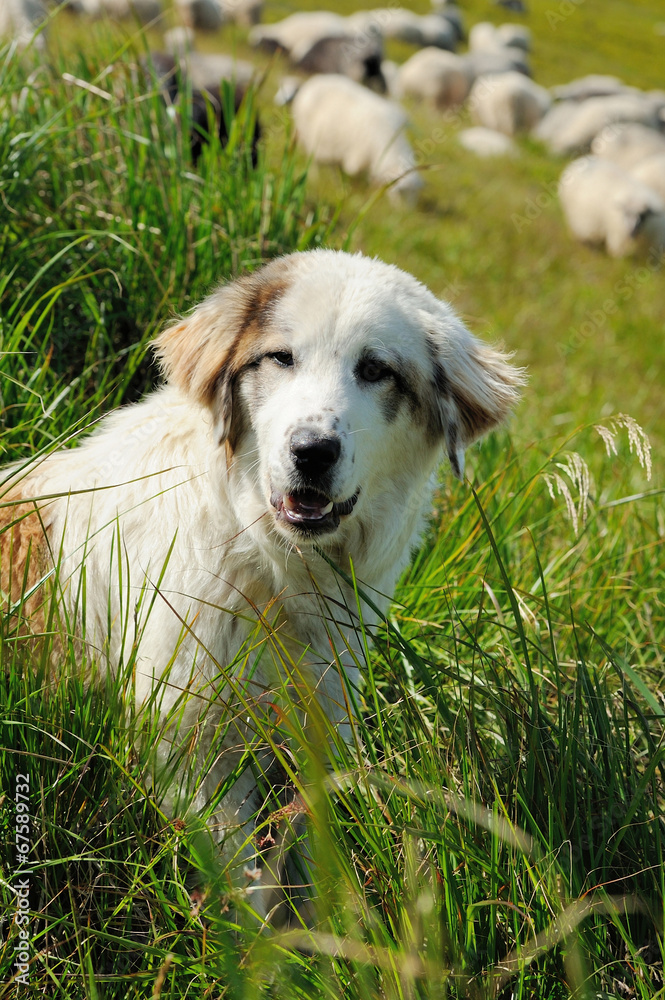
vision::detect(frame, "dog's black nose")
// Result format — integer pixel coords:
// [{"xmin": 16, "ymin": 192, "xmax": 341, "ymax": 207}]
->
[{"xmin": 290, "ymin": 429, "xmax": 341, "ymax": 476}]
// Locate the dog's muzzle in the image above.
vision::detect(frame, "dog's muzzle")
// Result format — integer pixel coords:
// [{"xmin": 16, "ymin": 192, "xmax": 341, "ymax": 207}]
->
[
  {"xmin": 270, "ymin": 428, "xmax": 359, "ymax": 534},
  {"xmin": 270, "ymin": 488, "xmax": 360, "ymax": 534}
]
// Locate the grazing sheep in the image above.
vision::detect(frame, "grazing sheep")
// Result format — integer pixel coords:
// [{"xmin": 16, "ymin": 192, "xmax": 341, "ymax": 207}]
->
[
  {"xmin": 249, "ymin": 12, "xmax": 345, "ymax": 59},
  {"xmin": 347, "ymin": 9, "xmax": 457, "ymax": 51},
  {"xmin": 469, "ymin": 71, "xmax": 551, "ymax": 135},
  {"xmin": 591, "ymin": 122, "xmax": 665, "ymax": 170},
  {"xmin": 468, "ymin": 21, "xmax": 499, "ymax": 52},
  {"xmin": 142, "ymin": 50, "xmax": 260, "ymax": 166},
  {"xmin": 551, "ymin": 75, "xmax": 633, "ymax": 102},
  {"xmin": 429, "ymin": 2, "xmax": 465, "ymax": 44},
  {"xmin": 397, "ymin": 47, "xmax": 472, "ymax": 109},
  {"xmin": 160, "ymin": 31, "xmax": 256, "ymax": 93},
  {"xmin": 458, "ymin": 126, "xmax": 518, "ymax": 157},
  {"xmin": 294, "ymin": 28, "xmax": 386, "ymax": 92},
  {"xmin": 464, "ymin": 47, "xmax": 530, "ymax": 80},
  {"xmin": 629, "ymin": 153, "xmax": 665, "ymax": 203},
  {"xmin": 537, "ymin": 94, "xmax": 665, "ymax": 156},
  {"xmin": 291, "ymin": 74, "xmax": 423, "ymax": 204},
  {"xmin": 469, "ymin": 21, "xmax": 530, "ymax": 53},
  {"xmin": 72, "ymin": 0, "xmax": 162, "ymax": 22},
  {"xmin": 183, "ymin": 53, "xmax": 255, "ymax": 93},
  {"xmin": 0, "ymin": 0, "xmax": 46, "ymax": 47},
  {"xmin": 558, "ymin": 155, "xmax": 665, "ymax": 257},
  {"xmin": 496, "ymin": 23, "xmax": 531, "ymax": 51},
  {"xmin": 219, "ymin": 0, "xmax": 263, "ymax": 26},
  {"xmin": 532, "ymin": 99, "xmax": 580, "ymax": 145}
]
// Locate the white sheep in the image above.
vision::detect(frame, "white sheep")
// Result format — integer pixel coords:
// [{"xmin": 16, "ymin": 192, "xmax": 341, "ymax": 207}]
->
[
  {"xmin": 591, "ymin": 122, "xmax": 665, "ymax": 170},
  {"xmin": 629, "ymin": 153, "xmax": 665, "ymax": 203},
  {"xmin": 182, "ymin": 52, "xmax": 255, "ymax": 92},
  {"xmin": 458, "ymin": 126, "xmax": 518, "ymax": 157},
  {"xmin": 496, "ymin": 23, "xmax": 531, "ymax": 51},
  {"xmin": 468, "ymin": 21, "xmax": 497, "ymax": 51},
  {"xmin": 536, "ymin": 94, "xmax": 665, "ymax": 156},
  {"xmin": 551, "ymin": 75, "xmax": 633, "ymax": 102},
  {"xmin": 291, "ymin": 74, "xmax": 423, "ymax": 205},
  {"xmin": 469, "ymin": 71, "xmax": 551, "ymax": 135},
  {"xmin": 72, "ymin": 0, "xmax": 162, "ymax": 22},
  {"xmin": 347, "ymin": 9, "xmax": 457, "ymax": 50},
  {"xmin": 532, "ymin": 99, "xmax": 580, "ymax": 145},
  {"xmin": 468, "ymin": 21, "xmax": 531, "ymax": 53},
  {"xmin": 0, "ymin": 0, "xmax": 46, "ymax": 47},
  {"xmin": 464, "ymin": 47, "xmax": 530, "ymax": 80},
  {"xmin": 219, "ymin": 0, "xmax": 262, "ymax": 26},
  {"xmin": 558, "ymin": 155, "xmax": 665, "ymax": 257},
  {"xmin": 249, "ymin": 12, "xmax": 346, "ymax": 60},
  {"xmin": 381, "ymin": 59, "xmax": 400, "ymax": 97},
  {"xmin": 396, "ymin": 47, "xmax": 472, "ymax": 108}
]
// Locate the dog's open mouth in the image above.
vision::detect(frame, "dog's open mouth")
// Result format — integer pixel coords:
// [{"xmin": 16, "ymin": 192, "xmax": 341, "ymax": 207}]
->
[{"xmin": 270, "ymin": 489, "xmax": 359, "ymax": 533}]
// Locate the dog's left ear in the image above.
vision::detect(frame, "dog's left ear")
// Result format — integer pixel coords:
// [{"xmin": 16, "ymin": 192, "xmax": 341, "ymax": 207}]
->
[
  {"xmin": 423, "ymin": 308, "xmax": 526, "ymax": 480},
  {"xmin": 153, "ymin": 261, "xmax": 292, "ymax": 445}
]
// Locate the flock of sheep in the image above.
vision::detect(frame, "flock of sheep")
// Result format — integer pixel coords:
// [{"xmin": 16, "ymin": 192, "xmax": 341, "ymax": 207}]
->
[{"xmin": 2, "ymin": 0, "xmax": 665, "ymax": 257}]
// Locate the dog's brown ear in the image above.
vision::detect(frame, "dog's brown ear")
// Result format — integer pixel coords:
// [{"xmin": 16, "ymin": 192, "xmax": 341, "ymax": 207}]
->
[
  {"xmin": 425, "ymin": 310, "xmax": 525, "ymax": 480},
  {"xmin": 153, "ymin": 261, "xmax": 292, "ymax": 445}
]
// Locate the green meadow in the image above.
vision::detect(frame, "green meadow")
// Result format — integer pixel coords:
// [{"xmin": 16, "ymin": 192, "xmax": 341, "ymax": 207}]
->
[{"xmin": 0, "ymin": 0, "xmax": 663, "ymax": 996}]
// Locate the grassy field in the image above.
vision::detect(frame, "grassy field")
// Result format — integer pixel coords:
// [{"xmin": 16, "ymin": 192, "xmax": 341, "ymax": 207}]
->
[{"xmin": 1, "ymin": 0, "xmax": 664, "ymax": 996}]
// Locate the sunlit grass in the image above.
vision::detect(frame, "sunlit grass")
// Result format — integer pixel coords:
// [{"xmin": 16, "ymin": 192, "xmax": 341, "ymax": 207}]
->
[{"xmin": 1, "ymin": 7, "xmax": 664, "ymax": 998}]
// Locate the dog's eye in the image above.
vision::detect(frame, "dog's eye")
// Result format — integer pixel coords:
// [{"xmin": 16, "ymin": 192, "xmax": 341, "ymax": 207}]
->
[
  {"xmin": 267, "ymin": 351, "xmax": 294, "ymax": 368},
  {"xmin": 357, "ymin": 358, "xmax": 392, "ymax": 383}
]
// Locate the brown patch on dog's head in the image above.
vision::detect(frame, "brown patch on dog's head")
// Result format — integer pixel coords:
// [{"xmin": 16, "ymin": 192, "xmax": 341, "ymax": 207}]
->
[
  {"xmin": 424, "ymin": 319, "xmax": 525, "ymax": 480},
  {"xmin": 153, "ymin": 257, "xmax": 294, "ymax": 446}
]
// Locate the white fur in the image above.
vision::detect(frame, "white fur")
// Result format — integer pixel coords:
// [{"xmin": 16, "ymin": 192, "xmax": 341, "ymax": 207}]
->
[
  {"xmin": 536, "ymin": 94, "xmax": 665, "ymax": 156},
  {"xmin": 3, "ymin": 250, "xmax": 521, "ymax": 918},
  {"xmin": 469, "ymin": 21, "xmax": 530, "ymax": 54},
  {"xmin": 249, "ymin": 11, "xmax": 346, "ymax": 61},
  {"xmin": 459, "ymin": 126, "xmax": 518, "ymax": 158},
  {"xmin": 219, "ymin": 0, "xmax": 262, "ymax": 26},
  {"xmin": 469, "ymin": 71, "xmax": 551, "ymax": 136},
  {"xmin": 347, "ymin": 8, "xmax": 457, "ymax": 50},
  {"xmin": 629, "ymin": 152, "xmax": 665, "ymax": 203},
  {"xmin": 291, "ymin": 75, "xmax": 423, "ymax": 205},
  {"xmin": 591, "ymin": 122, "xmax": 665, "ymax": 171},
  {"xmin": 71, "ymin": 0, "xmax": 162, "ymax": 22},
  {"xmin": 396, "ymin": 47, "xmax": 472, "ymax": 109},
  {"xmin": 558, "ymin": 155, "xmax": 665, "ymax": 257}
]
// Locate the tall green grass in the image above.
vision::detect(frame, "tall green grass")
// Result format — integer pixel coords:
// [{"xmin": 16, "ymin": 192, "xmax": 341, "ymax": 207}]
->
[
  {"xmin": 0, "ymin": 30, "xmax": 333, "ymax": 454},
  {"xmin": 1, "ymin": 21, "xmax": 664, "ymax": 1000}
]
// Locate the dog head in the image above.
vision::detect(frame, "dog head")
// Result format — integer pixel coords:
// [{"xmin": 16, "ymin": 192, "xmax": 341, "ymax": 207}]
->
[{"xmin": 154, "ymin": 250, "xmax": 524, "ymax": 546}]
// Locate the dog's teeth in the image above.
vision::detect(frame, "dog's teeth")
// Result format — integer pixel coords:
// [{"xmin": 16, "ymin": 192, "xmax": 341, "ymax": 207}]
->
[{"xmin": 320, "ymin": 501, "xmax": 333, "ymax": 515}]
